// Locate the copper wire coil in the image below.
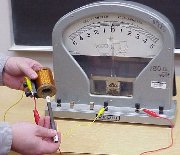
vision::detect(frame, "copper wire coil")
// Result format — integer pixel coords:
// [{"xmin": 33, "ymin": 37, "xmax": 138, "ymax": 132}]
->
[{"xmin": 35, "ymin": 67, "xmax": 56, "ymax": 98}]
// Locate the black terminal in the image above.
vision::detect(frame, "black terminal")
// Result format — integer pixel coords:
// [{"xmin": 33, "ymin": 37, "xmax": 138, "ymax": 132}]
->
[
  {"xmin": 135, "ymin": 103, "xmax": 140, "ymax": 113},
  {"xmin": 57, "ymin": 98, "xmax": 61, "ymax": 107},
  {"xmin": 159, "ymin": 106, "xmax": 164, "ymax": 114},
  {"xmin": 104, "ymin": 101, "xmax": 108, "ymax": 111}
]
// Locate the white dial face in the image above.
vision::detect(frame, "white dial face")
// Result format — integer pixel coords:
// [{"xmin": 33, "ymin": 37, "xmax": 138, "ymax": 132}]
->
[{"xmin": 63, "ymin": 14, "xmax": 163, "ymax": 58}]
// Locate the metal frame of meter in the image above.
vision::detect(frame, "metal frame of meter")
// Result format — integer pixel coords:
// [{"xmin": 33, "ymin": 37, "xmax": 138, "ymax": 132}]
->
[{"xmin": 51, "ymin": 0, "xmax": 176, "ymax": 126}]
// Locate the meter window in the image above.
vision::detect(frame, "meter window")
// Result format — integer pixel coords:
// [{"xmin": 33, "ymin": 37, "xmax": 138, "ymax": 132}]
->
[{"xmin": 64, "ymin": 13, "xmax": 162, "ymax": 97}]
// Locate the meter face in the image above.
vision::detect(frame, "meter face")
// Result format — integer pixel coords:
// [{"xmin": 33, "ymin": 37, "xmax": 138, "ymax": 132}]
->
[
  {"xmin": 63, "ymin": 13, "xmax": 163, "ymax": 58},
  {"xmin": 62, "ymin": 13, "xmax": 163, "ymax": 96}
]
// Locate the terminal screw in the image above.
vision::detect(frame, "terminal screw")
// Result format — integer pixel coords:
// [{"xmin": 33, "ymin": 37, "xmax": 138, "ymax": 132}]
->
[
  {"xmin": 70, "ymin": 101, "xmax": 75, "ymax": 109},
  {"xmin": 104, "ymin": 101, "xmax": 108, "ymax": 111},
  {"xmin": 135, "ymin": 103, "xmax": 140, "ymax": 113},
  {"xmin": 159, "ymin": 106, "xmax": 164, "ymax": 114},
  {"xmin": 90, "ymin": 102, "xmax": 94, "ymax": 110},
  {"xmin": 57, "ymin": 98, "xmax": 61, "ymax": 107}
]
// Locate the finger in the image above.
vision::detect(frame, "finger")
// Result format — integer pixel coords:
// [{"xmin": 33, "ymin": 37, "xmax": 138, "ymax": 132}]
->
[
  {"xmin": 44, "ymin": 116, "xmax": 51, "ymax": 129},
  {"xmin": 40, "ymin": 140, "xmax": 60, "ymax": 154},
  {"xmin": 3, "ymin": 73, "xmax": 24, "ymax": 90},
  {"xmin": 19, "ymin": 63, "xmax": 38, "ymax": 79},
  {"xmin": 38, "ymin": 117, "xmax": 45, "ymax": 127},
  {"xmin": 32, "ymin": 63, "xmax": 43, "ymax": 71},
  {"xmin": 36, "ymin": 126, "xmax": 57, "ymax": 138},
  {"xmin": 40, "ymin": 133, "xmax": 61, "ymax": 154}
]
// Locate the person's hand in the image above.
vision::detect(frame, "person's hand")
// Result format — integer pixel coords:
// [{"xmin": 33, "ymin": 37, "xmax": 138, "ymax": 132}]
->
[
  {"xmin": 3, "ymin": 57, "xmax": 43, "ymax": 90},
  {"xmin": 11, "ymin": 116, "xmax": 61, "ymax": 155}
]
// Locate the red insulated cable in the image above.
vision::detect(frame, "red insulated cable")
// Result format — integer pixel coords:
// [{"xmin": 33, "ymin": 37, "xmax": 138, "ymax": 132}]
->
[
  {"xmin": 142, "ymin": 109, "xmax": 160, "ymax": 117},
  {"xmin": 33, "ymin": 109, "xmax": 40, "ymax": 125},
  {"xmin": 33, "ymin": 97, "xmax": 40, "ymax": 124},
  {"xmin": 140, "ymin": 109, "xmax": 174, "ymax": 155}
]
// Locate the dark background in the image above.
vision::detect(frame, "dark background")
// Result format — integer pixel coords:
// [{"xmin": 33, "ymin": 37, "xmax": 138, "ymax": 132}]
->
[{"xmin": 11, "ymin": 0, "xmax": 180, "ymax": 48}]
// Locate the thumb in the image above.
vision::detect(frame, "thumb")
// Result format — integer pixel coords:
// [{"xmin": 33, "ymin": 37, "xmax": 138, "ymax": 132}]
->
[
  {"xmin": 19, "ymin": 63, "xmax": 38, "ymax": 79},
  {"xmin": 36, "ymin": 126, "xmax": 57, "ymax": 138}
]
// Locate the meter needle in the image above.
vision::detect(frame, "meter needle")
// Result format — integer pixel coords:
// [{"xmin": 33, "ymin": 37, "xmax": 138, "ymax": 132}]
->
[{"xmin": 46, "ymin": 96, "xmax": 59, "ymax": 143}]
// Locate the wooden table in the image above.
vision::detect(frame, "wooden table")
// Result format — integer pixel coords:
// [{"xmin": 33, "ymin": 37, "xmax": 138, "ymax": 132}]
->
[{"xmin": 0, "ymin": 77, "xmax": 180, "ymax": 155}]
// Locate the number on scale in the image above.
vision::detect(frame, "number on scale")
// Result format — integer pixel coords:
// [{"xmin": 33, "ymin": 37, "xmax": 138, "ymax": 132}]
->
[
  {"xmin": 80, "ymin": 36, "xmax": 83, "ymax": 40},
  {"xmin": 135, "ymin": 34, "xmax": 140, "ymax": 39},
  {"xmin": 150, "ymin": 44, "xmax": 155, "ymax": 49},
  {"xmin": 73, "ymin": 41, "xmax": 77, "ymax": 45},
  {"xmin": 111, "ymin": 26, "xmax": 115, "ymax": 32},
  {"xmin": 94, "ymin": 30, "xmax": 99, "ymax": 34},
  {"xmin": 127, "ymin": 31, "xmax": 132, "ymax": 35},
  {"xmin": 143, "ymin": 39, "xmax": 147, "ymax": 43}
]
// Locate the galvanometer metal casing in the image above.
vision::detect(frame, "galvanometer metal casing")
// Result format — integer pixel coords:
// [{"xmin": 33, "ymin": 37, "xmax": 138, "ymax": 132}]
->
[{"xmin": 51, "ymin": 0, "xmax": 176, "ymax": 125}]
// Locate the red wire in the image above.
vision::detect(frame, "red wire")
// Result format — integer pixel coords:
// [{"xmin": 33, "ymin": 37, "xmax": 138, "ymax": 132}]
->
[
  {"xmin": 140, "ymin": 109, "xmax": 174, "ymax": 155},
  {"xmin": 33, "ymin": 97, "xmax": 37, "ymax": 110},
  {"xmin": 33, "ymin": 97, "xmax": 40, "ymax": 124}
]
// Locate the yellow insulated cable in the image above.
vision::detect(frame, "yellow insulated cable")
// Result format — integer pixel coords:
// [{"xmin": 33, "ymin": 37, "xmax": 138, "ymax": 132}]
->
[
  {"xmin": 97, "ymin": 107, "xmax": 105, "ymax": 117},
  {"xmin": 24, "ymin": 76, "xmax": 32, "ymax": 91},
  {"xmin": 91, "ymin": 107, "xmax": 106, "ymax": 123},
  {"xmin": 3, "ymin": 92, "xmax": 24, "ymax": 121},
  {"xmin": 62, "ymin": 107, "xmax": 107, "ymax": 137}
]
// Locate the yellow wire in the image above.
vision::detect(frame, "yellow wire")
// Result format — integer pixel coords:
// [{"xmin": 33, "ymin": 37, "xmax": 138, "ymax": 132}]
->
[
  {"xmin": 3, "ymin": 91, "xmax": 24, "ymax": 122},
  {"xmin": 62, "ymin": 107, "xmax": 106, "ymax": 137}
]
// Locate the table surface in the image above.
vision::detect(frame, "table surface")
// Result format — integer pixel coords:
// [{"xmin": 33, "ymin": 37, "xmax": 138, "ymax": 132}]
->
[{"xmin": 0, "ymin": 77, "xmax": 180, "ymax": 155}]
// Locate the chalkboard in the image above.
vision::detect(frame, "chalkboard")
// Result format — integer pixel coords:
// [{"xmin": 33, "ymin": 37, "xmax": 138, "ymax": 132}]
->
[{"xmin": 11, "ymin": 0, "xmax": 180, "ymax": 48}]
